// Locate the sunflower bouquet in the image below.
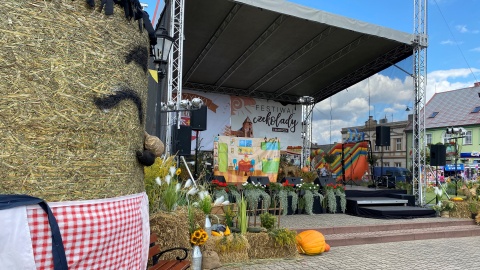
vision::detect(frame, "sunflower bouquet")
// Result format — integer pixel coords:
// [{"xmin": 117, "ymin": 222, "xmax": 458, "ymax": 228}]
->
[{"xmin": 190, "ymin": 228, "xmax": 209, "ymax": 246}]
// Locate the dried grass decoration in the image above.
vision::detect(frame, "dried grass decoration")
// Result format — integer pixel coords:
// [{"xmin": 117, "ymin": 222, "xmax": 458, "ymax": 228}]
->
[{"xmin": 0, "ymin": 0, "xmax": 152, "ymax": 201}]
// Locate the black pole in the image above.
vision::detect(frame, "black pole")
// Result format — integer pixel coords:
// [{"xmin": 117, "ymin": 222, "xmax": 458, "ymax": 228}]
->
[
  {"xmin": 381, "ymin": 146, "xmax": 384, "ymax": 187},
  {"xmin": 454, "ymin": 138, "xmax": 458, "ymax": 197},
  {"xmin": 435, "ymin": 165, "xmax": 439, "ymax": 205},
  {"xmin": 155, "ymin": 66, "xmax": 166, "ymax": 138},
  {"xmin": 194, "ymin": 130, "xmax": 199, "ymax": 179}
]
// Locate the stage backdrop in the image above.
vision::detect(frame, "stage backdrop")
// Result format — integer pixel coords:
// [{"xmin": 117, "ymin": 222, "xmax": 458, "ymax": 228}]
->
[
  {"xmin": 213, "ymin": 136, "xmax": 281, "ymax": 183},
  {"xmin": 183, "ymin": 90, "xmax": 302, "ymax": 153}
]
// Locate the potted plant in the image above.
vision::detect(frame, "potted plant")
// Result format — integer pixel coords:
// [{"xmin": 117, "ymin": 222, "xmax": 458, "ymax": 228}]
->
[
  {"xmin": 296, "ymin": 182, "xmax": 323, "ymax": 215},
  {"xmin": 323, "ymin": 183, "xmax": 346, "ymax": 214}
]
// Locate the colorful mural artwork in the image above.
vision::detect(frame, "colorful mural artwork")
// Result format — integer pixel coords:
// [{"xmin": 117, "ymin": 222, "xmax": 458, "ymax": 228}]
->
[
  {"xmin": 182, "ymin": 90, "xmax": 302, "ymax": 152},
  {"xmin": 213, "ymin": 136, "xmax": 281, "ymax": 183}
]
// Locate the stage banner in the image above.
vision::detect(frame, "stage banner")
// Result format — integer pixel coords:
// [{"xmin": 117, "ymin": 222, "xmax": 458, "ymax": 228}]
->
[
  {"xmin": 181, "ymin": 91, "xmax": 302, "ymax": 153},
  {"xmin": 213, "ymin": 136, "xmax": 280, "ymax": 183}
]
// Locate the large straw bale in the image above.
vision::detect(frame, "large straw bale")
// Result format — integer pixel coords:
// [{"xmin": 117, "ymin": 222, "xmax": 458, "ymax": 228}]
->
[
  {"xmin": 245, "ymin": 232, "xmax": 299, "ymax": 259},
  {"xmin": 204, "ymin": 234, "xmax": 250, "ymax": 264},
  {"xmin": 0, "ymin": 0, "xmax": 150, "ymax": 201}
]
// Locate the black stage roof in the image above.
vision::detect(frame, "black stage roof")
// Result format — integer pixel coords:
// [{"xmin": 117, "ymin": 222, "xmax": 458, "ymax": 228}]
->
[{"xmin": 180, "ymin": 0, "xmax": 414, "ymax": 104}]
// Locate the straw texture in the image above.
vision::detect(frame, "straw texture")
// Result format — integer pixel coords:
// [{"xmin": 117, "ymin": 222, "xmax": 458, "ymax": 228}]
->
[{"xmin": 0, "ymin": 0, "xmax": 150, "ymax": 201}]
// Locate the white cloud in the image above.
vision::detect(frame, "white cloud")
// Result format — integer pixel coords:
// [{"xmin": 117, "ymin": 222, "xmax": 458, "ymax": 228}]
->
[
  {"xmin": 456, "ymin": 25, "xmax": 468, "ymax": 33},
  {"xmin": 440, "ymin": 39, "xmax": 455, "ymax": 45},
  {"xmin": 310, "ymin": 68, "xmax": 480, "ymax": 145},
  {"xmin": 471, "ymin": 47, "xmax": 480, "ymax": 52}
]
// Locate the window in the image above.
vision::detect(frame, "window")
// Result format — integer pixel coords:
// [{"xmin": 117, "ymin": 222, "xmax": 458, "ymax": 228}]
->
[
  {"xmin": 428, "ymin": 112, "xmax": 439, "ymax": 118},
  {"xmin": 383, "ymin": 162, "xmax": 390, "ymax": 167},
  {"xmin": 396, "ymin": 138, "xmax": 402, "ymax": 151},
  {"xmin": 385, "ymin": 145, "xmax": 390, "ymax": 151},
  {"xmin": 464, "ymin": 130, "xmax": 472, "ymax": 145},
  {"xmin": 394, "ymin": 162, "xmax": 402, "ymax": 167},
  {"xmin": 426, "ymin": 133, "xmax": 432, "ymax": 145},
  {"xmin": 472, "ymin": 106, "xmax": 480, "ymax": 113}
]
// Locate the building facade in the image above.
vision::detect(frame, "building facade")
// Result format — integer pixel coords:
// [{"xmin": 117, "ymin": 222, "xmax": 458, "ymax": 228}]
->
[
  {"xmin": 342, "ymin": 116, "xmax": 409, "ymax": 169},
  {"xmin": 405, "ymin": 83, "xmax": 480, "ymax": 179}
]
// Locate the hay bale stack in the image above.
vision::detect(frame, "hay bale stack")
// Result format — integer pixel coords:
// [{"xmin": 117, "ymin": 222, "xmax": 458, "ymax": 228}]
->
[
  {"xmin": 204, "ymin": 234, "xmax": 250, "ymax": 264},
  {"xmin": 149, "ymin": 207, "xmax": 208, "ymax": 261},
  {"xmin": 246, "ymin": 232, "xmax": 298, "ymax": 259},
  {"xmin": 0, "ymin": 0, "xmax": 150, "ymax": 201},
  {"xmin": 450, "ymin": 201, "xmax": 479, "ymax": 219}
]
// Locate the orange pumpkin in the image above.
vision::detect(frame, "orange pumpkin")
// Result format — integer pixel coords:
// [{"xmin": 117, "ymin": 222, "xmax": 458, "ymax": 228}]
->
[
  {"xmin": 324, "ymin": 243, "xmax": 331, "ymax": 252},
  {"xmin": 296, "ymin": 230, "xmax": 326, "ymax": 255}
]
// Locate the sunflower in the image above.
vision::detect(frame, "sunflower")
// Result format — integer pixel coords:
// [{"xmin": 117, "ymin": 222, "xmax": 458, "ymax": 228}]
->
[
  {"xmin": 176, "ymin": 168, "xmax": 181, "ymax": 175},
  {"xmin": 190, "ymin": 228, "xmax": 209, "ymax": 246}
]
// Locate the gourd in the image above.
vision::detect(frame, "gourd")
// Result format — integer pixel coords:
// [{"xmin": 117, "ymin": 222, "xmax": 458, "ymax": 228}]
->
[
  {"xmin": 211, "ymin": 231, "xmax": 222, "ymax": 237},
  {"xmin": 324, "ymin": 243, "xmax": 331, "ymax": 252},
  {"xmin": 224, "ymin": 226, "xmax": 231, "ymax": 236},
  {"xmin": 296, "ymin": 230, "xmax": 326, "ymax": 255}
]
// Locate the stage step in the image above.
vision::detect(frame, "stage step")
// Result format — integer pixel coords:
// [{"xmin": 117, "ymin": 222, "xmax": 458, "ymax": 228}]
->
[
  {"xmin": 297, "ymin": 219, "xmax": 480, "ymax": 247},
  {"xmin": 348, "ymin": 197, "xmax": 408, "ymax": 205}
]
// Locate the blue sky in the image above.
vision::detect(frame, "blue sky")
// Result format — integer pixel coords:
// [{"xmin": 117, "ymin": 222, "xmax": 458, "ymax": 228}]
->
[{"xmin": 141, "ymin": 0, "xmax": 480, "ymax": 145}]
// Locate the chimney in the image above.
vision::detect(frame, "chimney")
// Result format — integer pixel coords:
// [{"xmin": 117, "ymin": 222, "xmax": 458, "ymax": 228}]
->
[{"xmin": 474, "ymin": 82, "xmax": 480, "ymax": 87}]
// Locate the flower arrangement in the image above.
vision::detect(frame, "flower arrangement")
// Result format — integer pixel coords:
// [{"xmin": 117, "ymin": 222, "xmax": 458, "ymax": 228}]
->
[
  {"xmin": 211, "ymin": 179, "xmax": 228, "ymax": 189},
  {"xmin": 190, "ymin": 228, "xmax": 208, "ymax": 246}
]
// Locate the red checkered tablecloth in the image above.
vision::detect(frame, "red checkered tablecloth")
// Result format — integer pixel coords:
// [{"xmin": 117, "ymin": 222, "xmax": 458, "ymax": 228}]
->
[{"xmin": 26, "ymin": 193, "xmax": 149, "ymax": 270}]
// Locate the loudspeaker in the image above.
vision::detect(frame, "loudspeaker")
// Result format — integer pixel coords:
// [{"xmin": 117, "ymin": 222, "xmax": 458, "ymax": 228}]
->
[
  {"xmin": 375, "ymin": 126, "xmax": 390, "ymax": 146},
  {"xmin": 247, "ymin": 176, "xmax": 270, "ymax": 185},
  {"xmin": 314, "ymin": 177, "xmax": 336, "ymax": 188},
  {"xmin": 190, "ymin": 106, "xmax": 207, "ymax": 131},
  {"xmin": 430, "ymin": 144, "xmax": 446, "ymax": 166},
  {"xmin": 172, "ymin": 125, "xmax": 192, "ymax": 156},
  {"xmin": 280, "ymin": 177, "xmax": 303, "ymax": 186},
  {"xmin": 210, "ymin": 175, "xmax": 226, "ymax": 183}
]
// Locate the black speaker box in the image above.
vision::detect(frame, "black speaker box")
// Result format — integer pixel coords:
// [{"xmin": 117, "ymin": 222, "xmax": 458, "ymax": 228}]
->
[
  {"xmin": 172, "ymin": 125, "xmax": 192, "ymax": 156},
  {"xmin": 247, "ymin": 176, "xmax": 270, "ymax": 185},
  {"xmin": 375, "ymin": 126, "xmax": 390, "ymax": 146},
  {"xmin": 314, "ymin": 177, "xmax": 336, "ymax": 188},
  {"xmin": 190, "ymin": 106, "xmax": 207, "ymax": 131},
  {"xmin": 430, "ymin": 144, "xmax": 446, "ymax": 166},
  {"xmin": 210, "ymin": 175, "xmax": 226, "ymax": 183},
  {"xmin": 280, "ymin": 177, "xmax": 302, "ymax": 186}
]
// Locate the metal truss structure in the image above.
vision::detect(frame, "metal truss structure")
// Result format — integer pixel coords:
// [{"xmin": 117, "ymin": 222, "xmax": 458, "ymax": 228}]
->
[
  {"xmin": 165, "ymin": 0, "xmax": 185, "ymax": 155},
  {"xmin": 301, "ymin": 103, "xmax": 314, "ymax": 169},
  {"xmin": 412, "ymin": 0, "xmax": 428, "ymax": 205}
]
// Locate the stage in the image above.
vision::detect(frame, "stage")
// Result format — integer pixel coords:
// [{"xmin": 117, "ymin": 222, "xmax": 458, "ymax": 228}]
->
[{"xmin": 344, "ymin": 186, "xmax": 436, "ymax": 219}]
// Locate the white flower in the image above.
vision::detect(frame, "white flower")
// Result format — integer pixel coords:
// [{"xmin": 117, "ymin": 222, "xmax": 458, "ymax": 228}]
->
[
  {"xmin": 192, "ymin": 202, "xmax": 199, "ymax": 207},
  {"xmin": 176, "ymin": 183, "xmax": 181, "ymax": 192},
  {"xmin": 155, "ymin": 177, "xmax": 162, "ymax": 186},
  {"xmin": 169, "ymin": 166, "xmax": 176, "ymax": 177},
  {"xmin": 214, "ymin": 196, "xmax": 225, "ymax": 206},
  {"xmin": 187, "ymin": 187, "xmax": 198, "ymax": 196},
  {"xmin": 433, "ymin": 186, "xmax": 443, "ymax": 197},
  {"xmin": 165, "ymin": 175, "xmax": 171, "ymax": 185},
  {"xmin": 199, "ymin": 190, "xmax": 209, "ymax": 200},
  {"xmin": 184, "ymin": 179, "xmax": 192, "ymax": 189}
]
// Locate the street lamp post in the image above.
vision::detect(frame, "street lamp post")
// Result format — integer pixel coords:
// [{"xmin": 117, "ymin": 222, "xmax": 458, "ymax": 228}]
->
[
  {"xmin": 151, "ymin": 27, "xmax": 174, "ymax": 138},
  {"xmin": 446, "ymin": 127, "xmax": 466, "ymax": 197}
]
